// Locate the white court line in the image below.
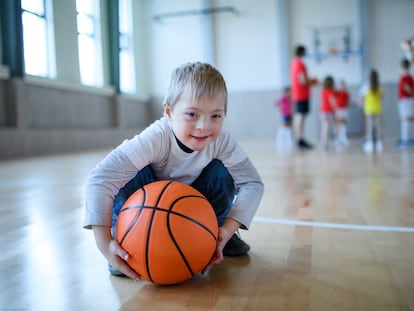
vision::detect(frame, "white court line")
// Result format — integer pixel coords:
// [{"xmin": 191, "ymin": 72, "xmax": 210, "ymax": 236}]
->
[{"xmin": 253, "ymin": 216, "xmax": 414, "ymax": 233}]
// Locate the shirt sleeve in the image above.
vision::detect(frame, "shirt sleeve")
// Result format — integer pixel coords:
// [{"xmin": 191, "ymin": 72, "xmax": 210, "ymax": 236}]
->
[
  {"xmin": 226, "ymin": 157, "xmax": 264, "ymax": 229},
  {"xmin": 215, "ymin": 132, "xmax": 264, "ymax": 229},
  {"xmin": 83, "ymin": 147, "xmax": 139, "ymax": 229}
]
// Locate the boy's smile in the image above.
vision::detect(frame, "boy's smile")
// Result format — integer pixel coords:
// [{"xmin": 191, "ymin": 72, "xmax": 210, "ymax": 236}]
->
[{"xmin": 164, "ymin": 90, "xmax": 226, "ymax": 151}]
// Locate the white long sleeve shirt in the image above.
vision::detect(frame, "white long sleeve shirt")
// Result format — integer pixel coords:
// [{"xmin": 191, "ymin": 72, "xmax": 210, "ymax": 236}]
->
[{"xmin": 84, "ymin": 117, "xmax": 263, "ymax": 230}]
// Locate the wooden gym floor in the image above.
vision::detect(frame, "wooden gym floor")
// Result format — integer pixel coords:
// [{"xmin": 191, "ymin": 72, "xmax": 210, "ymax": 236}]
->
[{"xmin": 0, "ymin": 139, "xmax": 413, "ymax": 311}]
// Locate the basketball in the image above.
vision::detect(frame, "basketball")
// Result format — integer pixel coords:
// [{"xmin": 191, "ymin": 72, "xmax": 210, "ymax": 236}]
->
[{"xmin": 115, "ymin": 180, "xmax": 218, "ymax": 285}]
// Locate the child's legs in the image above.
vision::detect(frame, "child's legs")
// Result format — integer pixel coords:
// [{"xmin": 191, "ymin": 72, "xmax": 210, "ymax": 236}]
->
[
  {"xmin": 319, "ymin": 113, "xmax": 331, "ymax": 141},
  {"xmin": 191, "ymin": 159, "xmax": 236, "ymax": 227},
  {"xmin": 283, "ymin": 115, "xmax": 292, "ymax": 128},
  {"xmin": 365, "ymin": 115, "xmax": 374, "ymax": 140},
  {"xmin": 335, "ymin": 109, "xmax": 348, "ymax": 140},
  {"xmin": 112, "ymin": 165, "xmax": 156, "ymax": 228},
  {"xmin": 399, "ymin": 99, "xmax": 414, "ymax": 140},
  {"xmin": 372, "ymin": 115, "xmax": 381, "ymax": 139},
  {"xmin": 401, "ymin": 120, "xmax": 410, "ymax": 141}
]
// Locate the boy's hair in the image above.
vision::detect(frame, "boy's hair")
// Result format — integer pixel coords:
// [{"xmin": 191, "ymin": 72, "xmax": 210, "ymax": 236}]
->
[
  {"xmin": 401, "ymin": 58, "xmax": 411, "ymax": 70},
  {"xmin": 164, "ymin": 62, "xmax": 228, "ymax": 113},
  {"xmin": 323, "ymin": 76, "xmax": 334, "ymax": 89},
  {"xmin": 295, "ymin": 45, "xmax": 306, "ymax": 57}
]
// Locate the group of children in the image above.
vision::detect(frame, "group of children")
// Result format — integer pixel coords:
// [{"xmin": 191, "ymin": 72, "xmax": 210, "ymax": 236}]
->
[
  {"xmin": 275, "ymin": 78, "xmax": 350, "ymax": 152},
  {"xmin": 275, "ymin": 57, "xmax": 414, "ymax": 153}
]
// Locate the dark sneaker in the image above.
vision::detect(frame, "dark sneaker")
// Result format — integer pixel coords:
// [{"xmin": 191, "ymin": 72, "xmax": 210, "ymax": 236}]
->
[
  {"xmin": 223, "ymin": 233, "xmax": 250, "ymax": 256},
  {"xmin": 108, "ymin": 263, "xmax": 125, "ymax": 277},
  {"xmin": 297, "ymin": 139, "xmax": 313, "ymax": 149}
]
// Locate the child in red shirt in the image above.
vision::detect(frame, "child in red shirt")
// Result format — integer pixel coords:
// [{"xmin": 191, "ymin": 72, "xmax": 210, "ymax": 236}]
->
[
  {"xmin": 319, "ymin": 76, "xmax": 337, "ymax": 149},
  {"xmin": 397, "ymin": 58, "xmax": 414, "ymax": 147}
]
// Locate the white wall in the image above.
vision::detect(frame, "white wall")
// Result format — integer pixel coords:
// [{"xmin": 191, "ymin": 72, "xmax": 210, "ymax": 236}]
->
[
  {"xmin": 371, "ymin": 0, "xmax": 414, "ymax": 83},
  {"xmin": 214, "ymin": 0, "xmax": 281, "ymax": 92},
  {"xmin": 149, "ymin": 0, "xmax": 209, "ymax": 99},
  {"xmin": 142, "ymin": 0, "xmax": 414, "ymax": 141}
]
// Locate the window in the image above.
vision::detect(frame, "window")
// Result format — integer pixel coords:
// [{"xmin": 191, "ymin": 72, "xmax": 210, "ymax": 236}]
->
[
  {"xmin": 119, "ymin": 0, "xmax": 136, "ymax": 94},
  {"xmin": 21, "ymin": 0, "xmax": 56, "ymax": 78},
  {"xmin": 76, "ymin": 0, "xmax": 103, "ymax": 87}
]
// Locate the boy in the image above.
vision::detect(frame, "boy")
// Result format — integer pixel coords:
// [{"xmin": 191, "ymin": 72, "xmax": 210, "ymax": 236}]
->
[{"xmin": 84, "ymin": 62, "xmax": 264, "ymax": 280}]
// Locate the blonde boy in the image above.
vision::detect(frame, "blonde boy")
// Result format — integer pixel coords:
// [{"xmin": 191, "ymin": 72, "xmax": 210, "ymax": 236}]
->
[{"xmin": 84, "ymin": 62, "xmax": 264, "ymax": 280}]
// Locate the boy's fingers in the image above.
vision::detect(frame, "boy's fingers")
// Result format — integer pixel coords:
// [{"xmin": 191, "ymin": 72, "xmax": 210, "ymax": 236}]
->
[
  {"xmin": 117, "ymin": 249, "xmax": 129, "ymax": 261},
  {"xmin": 121, "ymin": 264, "xmax": 141, "ymax": 281},
  {"xmin": 201, "ymin": 263, "xmax": 213, "ymax": 275},
  {"xmin": 113, "ymin": 258, "xmax": 141, "ymax": 281}
]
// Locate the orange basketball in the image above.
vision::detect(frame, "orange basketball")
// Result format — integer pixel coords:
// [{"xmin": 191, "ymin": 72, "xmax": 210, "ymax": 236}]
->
[{"xmin": 115, "ymin": 180, "xmax": 218, "ymax": 285}]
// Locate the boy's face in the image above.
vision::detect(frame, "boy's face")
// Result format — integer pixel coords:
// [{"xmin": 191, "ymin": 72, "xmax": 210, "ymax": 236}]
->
[{"xmin": 164, "ymin": 90, "xmax": 226, "ymax": 151}]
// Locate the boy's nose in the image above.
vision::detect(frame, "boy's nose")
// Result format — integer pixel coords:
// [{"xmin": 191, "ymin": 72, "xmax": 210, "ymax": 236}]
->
[{"xmin": 195, "ymin": 116, "xmax": 210, "ymax": 130}]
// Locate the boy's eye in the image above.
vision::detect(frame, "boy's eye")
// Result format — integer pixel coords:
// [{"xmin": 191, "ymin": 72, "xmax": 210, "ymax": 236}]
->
[
  {"xmin": 185, "ymin": 112, "xmax": 197, "ymax": 118},
  {"xmin": 213, "ymin": 114, "xmax": 222, "ymax": 119}
]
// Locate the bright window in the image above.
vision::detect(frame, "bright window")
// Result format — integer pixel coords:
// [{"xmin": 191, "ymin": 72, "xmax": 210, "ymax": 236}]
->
[
  {"xmin": 76, "ymin": 0, "xmax": 103, "ymax": 87},
  {"xmin": 119, "ymin": 0, "xmax": 136, "ymax": 94},
  {"xmin": 21, "ymin": 0, "xmax": 56, "ymax": 78}
]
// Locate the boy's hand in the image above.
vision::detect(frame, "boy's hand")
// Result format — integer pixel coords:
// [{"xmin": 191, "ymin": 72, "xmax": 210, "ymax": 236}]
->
[
  {"xmin": 107, "ymin": 239, "xmax": 141, "ymax": 281},
  {"xmin": 201, "ymin": 218, "xmax": 241, "ymax": 275},
  {"xmin": 92, "ymin": 225, "xmax": 141, "ymax": 281},
  {"xmin": 201, "ymin": 228, "xmax": 226, "ymax": 275}
]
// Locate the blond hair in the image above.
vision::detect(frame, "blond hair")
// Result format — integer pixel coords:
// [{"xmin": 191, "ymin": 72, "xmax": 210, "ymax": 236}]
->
[{"xmin": 164, "ymin": 62, "xmax": 228, "ymax": 113}]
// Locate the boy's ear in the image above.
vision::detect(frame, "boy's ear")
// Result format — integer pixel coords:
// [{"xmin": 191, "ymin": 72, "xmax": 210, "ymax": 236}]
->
[{"xmin": 163, "ymin": 102, "xmax": 172, "ymax": 118}]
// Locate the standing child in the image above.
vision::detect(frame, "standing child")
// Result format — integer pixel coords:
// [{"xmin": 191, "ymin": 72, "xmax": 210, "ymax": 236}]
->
[
  {"xmin": 359, "ymin": 69, "xmax": 383, "ymax": 153},
  {"xmin": 397, "ymin": 58, "xmax": 414, "ymax": 147},
  {"xmin": 319, "ymin": 76, "xmax": 337, "ymax": 149},
  {"xmin": 335, "ymin": 80, "xmax": 350, "ymax": 147},
  {"xmin": 275, "ymin": 86, "xmax": 293, "ymax": 151},
  {"xmin": 84, "ymin": 62, "xmax": 264, "ymax": 280},
  {"xmin": 290, "ymin": 45, "xmax": 319, "ymax": 149}
]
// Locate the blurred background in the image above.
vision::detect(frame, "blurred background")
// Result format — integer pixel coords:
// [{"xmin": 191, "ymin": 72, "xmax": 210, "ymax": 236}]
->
[{"xmin": 1, "ymin": 0, "xmax": 413, "ymax": 157}]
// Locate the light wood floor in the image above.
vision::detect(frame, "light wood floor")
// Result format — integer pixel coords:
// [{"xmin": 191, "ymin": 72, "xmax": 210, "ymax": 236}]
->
[{"xmin": 1, "ymin": 139, "xmax": 414, "ymax": 311}]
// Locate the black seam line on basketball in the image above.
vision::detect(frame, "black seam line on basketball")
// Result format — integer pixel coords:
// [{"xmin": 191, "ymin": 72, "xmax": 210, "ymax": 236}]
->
[
  {"xmin": 121, "ymin": 199, "xmax": 217, "ymax": 240},
  {"xmin": 146, "ymin": 181, "xmax": 175, "ymax": 283},
  {"xmin": 119, "ymin": 207, "xmax": 144, "ymax": 246},
  {"xmin": 165, "ymin": 194, "xmax": 217, "ymax": 277},
  {"xmin": 118, "ymin": 187, "xmax": 147, "ymax": 246}
]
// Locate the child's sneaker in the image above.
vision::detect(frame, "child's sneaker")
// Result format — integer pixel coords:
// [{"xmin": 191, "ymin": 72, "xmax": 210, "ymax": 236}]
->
[
  {"xmin": 108, "ymin": 263, "xmax": 125, "ymax": 277},
  {"xmin": 335, "ymin": 139, "xmax": 345, "ymax": 152},
  {"xmin": 375, "ymin": 140, "xmax": 383, "ymax": 153},
  {"xmin": 363, "ymin": 140, "xmax": 374, "ymax": 154},
  {"xmin": 223, "ymin": 232, "xmax": 250, "ymax": 256}
]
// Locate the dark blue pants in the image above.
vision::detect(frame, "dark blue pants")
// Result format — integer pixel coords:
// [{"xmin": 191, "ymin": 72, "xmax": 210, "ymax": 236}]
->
[{"xmin": 112, "ymin": 159, "xmax": 236, "ymax": 228}]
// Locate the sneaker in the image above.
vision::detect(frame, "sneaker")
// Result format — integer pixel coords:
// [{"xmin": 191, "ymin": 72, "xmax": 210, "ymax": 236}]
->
[
  {"xmin": 334, "ymin": 139, "xmax": 344, "ymax": 152},
  {"xmin": 108, "ymin": 263, "xmax": 125, "ymax": 277},
  {"xmin": 375, "ymin": 140, "xmax": 383, "ymax": 153},
  {"xmin": 223, "ymin": 232, "xmax": 250, "ymax": 256},
  {"xmin": 297, "ymin": 139, "xmax": 313, "ymax": 149},
  {"xmin": 363, "ymin": 140, "xmax": 373, "ymax": 154}
]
